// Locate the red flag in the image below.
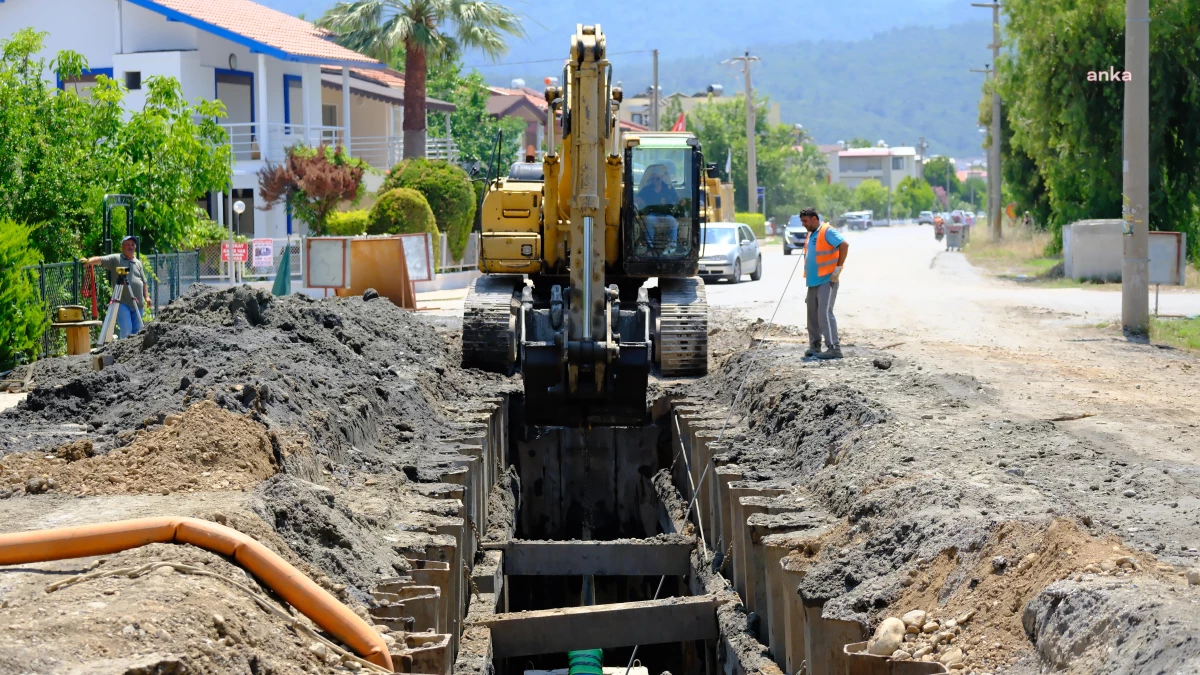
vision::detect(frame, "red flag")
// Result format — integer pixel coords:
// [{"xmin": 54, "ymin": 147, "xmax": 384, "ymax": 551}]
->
[{"xmin": 670, "ymin": 112, "xmax": 686, "ymax": 132}]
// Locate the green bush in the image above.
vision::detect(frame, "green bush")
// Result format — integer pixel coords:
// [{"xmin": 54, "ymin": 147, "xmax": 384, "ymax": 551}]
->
[
  {"xmin": 368, "ymin": 188, "xmax": 441, "ymax": 269},
  {"xmin": 326, "ymin": 210, "xmax": 370, "ymax": 236},
  {"xmin": 382, "ymin": 158, "xmax": 476, "ymax": 260},
  {"xmin": 736, "ymin": 212, "xmax": 767, "ymax": 238},
  {"xmin": 0, "ymin": 220, "xmax": 48, "ymax": 368}
]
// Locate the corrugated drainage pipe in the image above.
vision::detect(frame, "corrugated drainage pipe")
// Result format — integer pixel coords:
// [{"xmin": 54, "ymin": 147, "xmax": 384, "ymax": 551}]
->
[{"xmin": 0, "ymin": 517, "xmax": 394, "ymax": 671}]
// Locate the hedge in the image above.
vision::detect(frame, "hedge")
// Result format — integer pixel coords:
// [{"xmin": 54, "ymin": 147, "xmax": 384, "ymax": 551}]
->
[
  {"xmin": 0, "ymin": 220, "xmax": 47, "ymax": 368},
  {"xmin": 735, "ymin": 212, "xmax": 767, "ymax": 238},
  {"xmin": 326, "ymin": 210, "xmax": 369, "ymax": 236},
  {"xmin": 368, "ymin": 188, "xmax": 440, "ymax": 269},
  {"xmin": 382, "ymin": 159, "xmax": 475, "ymax": 261}
]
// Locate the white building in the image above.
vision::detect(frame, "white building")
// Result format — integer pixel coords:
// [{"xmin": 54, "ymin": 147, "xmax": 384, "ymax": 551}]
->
[
  {"xmin": 825, "ymin": 146, "xmax": 919, "ymax": 191},
  {"xmin": 0, "ymin": 0, "xmax": 456, "ymax": 238}
]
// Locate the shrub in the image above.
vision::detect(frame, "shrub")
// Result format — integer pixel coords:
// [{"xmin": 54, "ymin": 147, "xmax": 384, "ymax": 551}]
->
[
  {"xmin": 382, "ymin": 158, "xmax": 475, "ymax": 260},
  {"xmin": 326, "ymin": 210, "xmax": 369, "ymax": 236},
  {"xmin": 0, "ymin": 220, "xmax": 48, "ymax": 368},
  {"xmin": 736, "ymin": 212, "xmax": 767, "ymax": 238},
  {"xmin": 369, "ymin": 188, "xmax": 440, "ymax": 269}
]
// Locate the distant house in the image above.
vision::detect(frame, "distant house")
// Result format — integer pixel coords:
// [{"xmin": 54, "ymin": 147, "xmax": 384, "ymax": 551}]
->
[
  {"xmin": 1, "ymin": 0, "xmax": 456, "ymax": 238},
  {"xmin": 486, "ymin": 83, "xmax": 649, "ymax": 161},
  {"xmin": 619, "ymin": 84, "xmax": 781, "ymax": 130},
  {"xmin": 827, "ymin": 146, "xmax": 918, "ymax": 190}
]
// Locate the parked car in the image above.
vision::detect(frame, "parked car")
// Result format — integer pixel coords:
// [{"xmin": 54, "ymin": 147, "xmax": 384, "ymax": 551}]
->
[
  {"xmin": 844, "ymin": 213, "xmax": 872, "ymax": 231},
  {"xmin": 784, "ymin": 215, "xmax": 806, "ymax": 255},
  {"xmin": 918, "ymin": 211, "xmax": 934, "ymax": 225},
  {"xmin": 699, "ymin": 222, "xmax": 762, "ymax": 283}
]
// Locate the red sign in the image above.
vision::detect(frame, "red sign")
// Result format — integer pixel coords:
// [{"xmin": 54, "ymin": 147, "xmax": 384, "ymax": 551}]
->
[
  {"xmin": 221, "ymin": 241, "xmax": 249, "ymax": 263},
  {"xmin": 670, "ymin": 112, "xmax": 686, "ymax": 132}
]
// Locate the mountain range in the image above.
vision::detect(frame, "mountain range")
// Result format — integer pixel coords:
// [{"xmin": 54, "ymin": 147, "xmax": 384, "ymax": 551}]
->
[{"xmin": 257, "ymin": 0, "xmax": 995, "ymax": 156}]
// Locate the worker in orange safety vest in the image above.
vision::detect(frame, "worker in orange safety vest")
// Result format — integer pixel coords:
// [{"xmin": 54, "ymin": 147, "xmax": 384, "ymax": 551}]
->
[{"xmin": 799, "ymin": 207, "xmax": 850, "ymax": 359}]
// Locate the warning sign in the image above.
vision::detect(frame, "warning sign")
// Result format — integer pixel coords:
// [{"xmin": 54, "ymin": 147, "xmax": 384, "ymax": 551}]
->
[
  {"xmin": 221, "ymin": 241, "xmax": 249, "ymax": 263},
  {"xmin": 252, "ymin": 239, "xmax": 274, "ymax": 267}
]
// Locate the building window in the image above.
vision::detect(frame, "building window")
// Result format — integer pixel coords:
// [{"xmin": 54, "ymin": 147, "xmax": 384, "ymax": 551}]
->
[
  {"xmin": 322, "ymin": 104, "xmax": 338, "ymax": 127},
  {"xmin": 892, "ymin": 157, "xmax": 905, "ymax": 170},
  {"xmin": 632, "ymin": 113, "xmax": 644, "ymax": 125}
]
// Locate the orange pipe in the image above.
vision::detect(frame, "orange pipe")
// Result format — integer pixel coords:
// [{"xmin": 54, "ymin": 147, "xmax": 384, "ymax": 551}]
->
[{"xmin": 0, "ymin": 517, "xmax": 393, "ymax": 671}]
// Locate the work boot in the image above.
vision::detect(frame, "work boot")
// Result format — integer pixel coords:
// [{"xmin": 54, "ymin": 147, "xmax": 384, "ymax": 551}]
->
[
  {"xmin": 815, "ymin": 345, "xmax": 843, "ymax": 360},
  {"xmin": 804, "ymin": 342, "xmax": 821, "ymax": 357}
]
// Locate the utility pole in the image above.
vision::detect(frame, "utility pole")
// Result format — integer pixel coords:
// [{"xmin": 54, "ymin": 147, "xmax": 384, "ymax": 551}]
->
[
  {"xmin": 1122, "ymin": 0, "xmax": 1150, "ymax": 333},
  {"xmin": 651, "ymin": 49, "xmax": 659, "ymax": 131},
  {"xmin": 722, "ymin": 51, "xmax": 761, "ymax": 212},
  {"xmin": 972, "ymin": 2, "xmax": 1002, "ymax": 239}
]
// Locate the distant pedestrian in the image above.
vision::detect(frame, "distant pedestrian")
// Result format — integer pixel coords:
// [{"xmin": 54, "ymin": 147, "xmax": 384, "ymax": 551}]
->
[
  {"xmin": 83, "ymin": 236, "xmax": 150, "ymax": 339},
  {"xmin": 800, "ymin": 208, "xmax": 849, "ymax": 360}
]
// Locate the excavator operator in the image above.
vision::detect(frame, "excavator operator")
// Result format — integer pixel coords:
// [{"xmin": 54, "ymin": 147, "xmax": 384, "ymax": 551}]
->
[{"xmin": 636, "ymin": 163, "xmax": 682, "ymax": 254}]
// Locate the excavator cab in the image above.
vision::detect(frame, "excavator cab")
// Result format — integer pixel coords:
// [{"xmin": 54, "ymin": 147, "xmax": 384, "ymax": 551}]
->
[{"xmin": 623, "ymin": 135, "xmax": 703, "ymax": 278}]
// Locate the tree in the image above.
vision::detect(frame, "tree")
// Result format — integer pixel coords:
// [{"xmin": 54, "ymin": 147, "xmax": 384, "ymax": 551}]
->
[
  {"xmin": 852, "ymin": 179, "xmax": 888, "ymax": 215},
  {"xmin": 317, "ymin": 0, "xmax": 524, "ymax": 160},
  {"xmin": 818, "ymin": 183, "xmax": 854, "ymax": 221},
  {"xmin": 998, "ymin": 0, "xmax": 1200, "ymax": 257},
  {"xmin": 428, "ymin": 69, "xmax": 526, "ymax": 176},
  {"xmin": 0, "ymin": 220, "xmax": 47, "ymax": 368},
  {"xmin": 896, "ymin": 176, "xmax": 935, "ymax": 216},
  {"xmin": 0, "ymin": 28, "xmax": 230, "ymax": 261},
  {"xmin": 921, "ymin": 156, "xmax": 960, "ymax": 198},
  {"xmin": 846, "ymin": 138, "xmax": 874, "ymax": 149},
  {"xmin": 257, "ymin": 144, "xmax": 367, "ymax": 235},
  {"xmin": 660, "ymin": 96, "xmax": 683, "ymax": 131}
]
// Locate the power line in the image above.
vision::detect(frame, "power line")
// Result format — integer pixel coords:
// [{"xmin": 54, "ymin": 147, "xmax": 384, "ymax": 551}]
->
[{"xmin": 464, "ymin": 49, "xmax": 655, "ymax": 69}]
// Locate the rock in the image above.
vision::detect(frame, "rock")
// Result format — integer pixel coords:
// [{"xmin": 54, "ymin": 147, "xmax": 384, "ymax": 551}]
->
[
  {"xmin": 24, "ymin": 477, "xmax": 49, "ymax": 494},
  {"xmin": 922, "ymin": 621, "xmax": 939, "ymax": 634},
  {"xmin": 121, "ymin": 624, "xmax": 138, "ymax": 636},
  {"xmin": 939, "ymin": 647, "xmax": 964, "ymax": 666},
  {"xmin": 362, "ymin": 288, "xmax": 380, "ymax": 301},
  {"xmin": 867, "ymin": 618, "xmax": 906, "ymax": 656},
  {"xmin": 212, "ymin": 614, "xmax": 225, "ymax": 628},
  {"xmin": 156, "ymin": 628, "xmax": 172, "ymax": 640},
  {"xmin": 991, "ymin": 556, "xmax": 1007, "ymax": 573},
  {"xmin": 912, "ymin": 646, "xmax": 933, "ymax": 659},
  {"xmin": 873, "ymin": 358, "xmax": 893, "ymax": 370},
  {"xmin": 1017, "ymin": 553, "xmax": 1037, "ymax": 572},
  {"xmin": 1099, "ymin": 560, "xmax": 1118, "ymax": 572},
  {"xmin": 344, "ymin": 660, "xmax": 362, "ymax": 671},
  {"xmin": 382, "ymin": 634, "xmax": 396, "ymax": 647},
  {"xmin": 892, "ymin": 650, "xmax": 912, "ymax": 660},
  {"xmin": 943, "ymin": 618, "xmax": 958, "ymax": 630},
  {"xmin": 1123, "ymin": 489, "xmax": 1137, "ymax": 498},
  {"xmin": 308, "ymin": 643, "xmax": 328, "ymax": 659},
  {"xmin": 1187, "ymin": 569, "xmax": 1200, "ymax": 586},
  {"xmin": 905, "ymin": 625, "xmax": 920, "ymax": 634},
  {"xmin": 1083, "ymin": 563, "xmax": 1101, "ymax": 574},
  {"xmin": 153, "ymin": 565, "xmax": 174, "ymax": 576},
  {"xmin": 372, "ymin": 625, "xmax": 390, "ymax": 635},
  {"xmin": 901, "ymin": 610, "xmax": 927, "ymax": 628},
  {"xmin": 955, "ymin": 609, "xmax": 975, "ymax": 624}
]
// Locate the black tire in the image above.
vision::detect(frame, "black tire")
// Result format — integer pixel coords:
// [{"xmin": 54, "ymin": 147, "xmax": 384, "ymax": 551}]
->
[
  {"xmin": 750, "ymin": 255, "xmax": 762, "ymax": 281},
  {"xmin": 730, "ymin": 259, "xmax": 742, "ymax": 284},
  {"xmin": 783, "ymin": 246, "xmax": 792, "ymax": 256}
]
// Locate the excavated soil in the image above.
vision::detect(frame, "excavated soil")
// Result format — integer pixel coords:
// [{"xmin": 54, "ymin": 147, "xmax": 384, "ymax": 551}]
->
[
  {"xmin": 0, "ymin": 401, "xmax": 278, "ymax": 497},
  {"xmin": 675, "ymin": 313, "xmax": 1200, "ymax": 674},
  {"xmin": 0, "ymin": 285, "xmax": 513, "ymax": 673}
]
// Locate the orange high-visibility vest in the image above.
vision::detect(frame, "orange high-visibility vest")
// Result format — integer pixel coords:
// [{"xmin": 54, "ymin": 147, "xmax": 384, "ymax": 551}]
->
[{"xmin": 803, "ymin": 223, "xmax": 840, "ymax": 279}]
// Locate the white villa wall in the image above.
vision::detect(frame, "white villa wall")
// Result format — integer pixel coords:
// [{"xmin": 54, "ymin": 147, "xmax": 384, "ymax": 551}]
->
[
  {"xmin": 1, "ymin": 0, "xmax": 117, "ymax": 79},
  {"xmin": 121, "ymin": 1, "xmax": 197, "ymax": 53},
  {"xmin": 322, "ymin": 86, "xmax": 394, "ymax": 139}
]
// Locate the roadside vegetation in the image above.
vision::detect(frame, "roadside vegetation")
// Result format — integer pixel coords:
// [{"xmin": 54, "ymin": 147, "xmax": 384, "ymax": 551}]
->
[{"xmin": 1151, "ymin": 316, "xmax": 1200, "ymax": 353}]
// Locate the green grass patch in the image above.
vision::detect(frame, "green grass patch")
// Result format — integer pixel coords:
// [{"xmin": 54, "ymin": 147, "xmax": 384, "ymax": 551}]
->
[{"xmin": 1151, "ymin": 316, "xmax": 1200, "ymax": 352}]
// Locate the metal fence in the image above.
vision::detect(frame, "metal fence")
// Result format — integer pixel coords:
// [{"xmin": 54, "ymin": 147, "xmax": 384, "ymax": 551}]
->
[
  {"xmin": 438, "ymin": 232, "xmax": 478, "ymax": 273},
  {"xmin": 25, "ymin": 251, "xmax": 200, "ymax": 357},
  {"xmin": 197, "ymin": 239, "xmax": 303, "ymax": 284}
]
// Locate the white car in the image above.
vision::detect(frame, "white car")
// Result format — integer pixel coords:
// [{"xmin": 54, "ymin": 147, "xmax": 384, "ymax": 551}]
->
[{"xmin": 699, "ymin": 222, "xmax": 762, "ymax": 283}]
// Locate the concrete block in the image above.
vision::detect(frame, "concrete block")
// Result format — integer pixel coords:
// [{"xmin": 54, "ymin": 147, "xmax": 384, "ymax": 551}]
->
[{"xmin": 1067, "ymin": 219, "xmax": 1123, "ymax": 282}]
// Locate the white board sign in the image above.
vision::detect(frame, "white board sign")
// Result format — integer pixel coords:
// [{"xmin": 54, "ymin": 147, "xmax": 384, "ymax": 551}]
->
[
  {"xmin": 1149, "ymin": 231, "xmax": 1186, "ymax": 286},
  {"xmin": 399, "ymin": 233, "xmax": 433, "ymax": 282},
  {"xmin": 305, "ymin": 237, "xmax": 352, "ymax": 288}
]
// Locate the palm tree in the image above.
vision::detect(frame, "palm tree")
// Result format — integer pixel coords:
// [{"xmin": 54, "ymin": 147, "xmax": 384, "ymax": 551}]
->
[{"xmin": 317, "ymin": 0, "xmax": 525, "ymax": 160}]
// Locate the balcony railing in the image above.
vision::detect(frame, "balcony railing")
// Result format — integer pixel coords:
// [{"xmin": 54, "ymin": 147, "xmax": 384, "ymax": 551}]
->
[{"xmin": 218, "ymin": 123, "xmax": 459, "ymax": 167}]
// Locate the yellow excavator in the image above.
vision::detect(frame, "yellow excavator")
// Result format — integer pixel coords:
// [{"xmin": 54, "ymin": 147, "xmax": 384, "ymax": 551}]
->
[{"xmin": 463, "ymin": 24, "xmax": 709, "ymax": 426}]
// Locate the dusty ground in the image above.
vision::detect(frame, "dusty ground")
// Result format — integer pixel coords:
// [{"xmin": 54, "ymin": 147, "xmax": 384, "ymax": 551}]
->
[
  {"xmin": 693, "ymin": 225, "xmax": 1200, "ymax": 673},
  {"xmin": 0, "ymin": 286, "xmax": 515, "ymax": 673}
]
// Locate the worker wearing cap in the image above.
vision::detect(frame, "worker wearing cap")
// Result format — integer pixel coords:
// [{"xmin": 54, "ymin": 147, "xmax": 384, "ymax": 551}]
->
[
  {"xmin": 82, "ymin": 236, "xmax": 150, "ymax": 339},
  {"xmin": 799, "ymin": 207, "xmax": 849, "ymax": 360}
]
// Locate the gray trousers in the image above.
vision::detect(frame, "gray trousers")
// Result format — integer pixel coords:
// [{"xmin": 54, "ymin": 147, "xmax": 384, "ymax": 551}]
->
[{"xmin": 806, "ymin": 282, "xmax": 839, "ymax": 347}]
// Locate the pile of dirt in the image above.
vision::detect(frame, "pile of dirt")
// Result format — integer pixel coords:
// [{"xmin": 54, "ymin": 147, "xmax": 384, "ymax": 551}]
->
[{"xmin": 0, "ymin": 401, "xmax": 277, "ymax": 497}]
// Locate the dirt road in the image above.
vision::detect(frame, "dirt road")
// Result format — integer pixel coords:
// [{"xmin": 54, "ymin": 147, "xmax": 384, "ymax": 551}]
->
[{"xmin": 707, "ymin": 225, "xmax": 1200, "ymax": 553}]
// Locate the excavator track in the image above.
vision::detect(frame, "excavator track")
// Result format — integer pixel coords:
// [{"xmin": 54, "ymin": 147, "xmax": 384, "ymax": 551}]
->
[
  {"xmin": 462, "ymin": 275, "xmax": 523, "ymax": 374},
  {"xmin": 657, "ymin": 277, "xmax": 709, "ymax": 377}
]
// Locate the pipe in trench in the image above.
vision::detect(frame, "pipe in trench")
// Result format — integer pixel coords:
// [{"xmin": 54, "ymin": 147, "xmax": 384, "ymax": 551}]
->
[{"xmin": 0, "ymin": 517, "xmax": 394, "ymax": 671}]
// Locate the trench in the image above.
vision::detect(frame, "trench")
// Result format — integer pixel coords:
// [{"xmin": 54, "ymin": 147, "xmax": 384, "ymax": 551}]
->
[{"xmin": 496, "ymin": 395, "xmax": 710, "ymax": 675}]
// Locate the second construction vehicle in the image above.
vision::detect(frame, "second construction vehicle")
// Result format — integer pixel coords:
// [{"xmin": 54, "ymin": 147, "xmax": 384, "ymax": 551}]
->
[{"xmin": 463, "ymin": 24, "xmax": 709, "ymax": 426}]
